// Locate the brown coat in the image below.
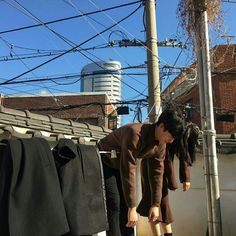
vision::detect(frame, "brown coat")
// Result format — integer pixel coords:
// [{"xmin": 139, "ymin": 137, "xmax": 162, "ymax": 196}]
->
[
  {"xmin": 137, "ymin": 147, "xmax": 191, "ymax": 222},
  {"xmin": 98, "ymin": 123, "xmax": 166, "ymax": 208},
  {"xmin": 165, "ymin": 148, "xmax": 190, "ymax": 191}
]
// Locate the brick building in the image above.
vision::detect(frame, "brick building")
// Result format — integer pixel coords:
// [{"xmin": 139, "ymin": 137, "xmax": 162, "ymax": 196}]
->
[
  {"xmin": 1, "ymin": 92, "xmax": 118, "ymax": 130},
  {"xmin": 162, "ymin": 44, "xmax": 236, "ymax": 134}
]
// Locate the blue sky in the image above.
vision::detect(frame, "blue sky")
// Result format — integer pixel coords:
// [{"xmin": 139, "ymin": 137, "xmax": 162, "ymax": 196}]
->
[{"xmin": 0, "ymin": 0, "xmax": 235, "ymax": 124}]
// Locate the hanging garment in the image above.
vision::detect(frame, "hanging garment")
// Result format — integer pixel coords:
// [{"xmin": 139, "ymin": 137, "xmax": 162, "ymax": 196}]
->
[
  {"xmin": 0, "ymin": 138, "xmax": 69, "ymax": 236},
  {"xmin": 0, "ymin": 142, "xmax": 11, "ymax": 235},
  {"xmin": 53, "ymin": 139, "xmax": 108, "ymax": 236}
]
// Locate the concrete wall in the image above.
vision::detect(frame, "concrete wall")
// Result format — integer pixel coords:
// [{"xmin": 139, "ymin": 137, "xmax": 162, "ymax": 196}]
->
[{"xmin": 136, "ymin": 153, "xmax": 236, "ymax": 236}]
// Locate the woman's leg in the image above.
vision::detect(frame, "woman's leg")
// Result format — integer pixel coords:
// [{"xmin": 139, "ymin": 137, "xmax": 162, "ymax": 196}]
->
[
  {"xmin": 139, "ymin": 159, "xmax": 162, "ymax": 236},
  {"xmin": 116, "ymin": 171, "xmax": 134, "ymax": 236},
  {"xmin": 161, "ymin": 223, "xmax": 172, "ymax": 235},
  {"xmin": 149, "ymin": 222, "xmax": 162, "ymax": 236},
  {"xmin": 160, "ymin": 176, "xmax": 173, "ymax": 236}
]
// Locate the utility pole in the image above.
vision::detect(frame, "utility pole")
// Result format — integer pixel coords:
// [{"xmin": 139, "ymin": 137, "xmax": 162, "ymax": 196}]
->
[
  {"xmin": 136, "ymin": 2, "xmax": 161, "ymax": 235},
  {"xmin": 193, "ymin": 1, "xmax": 222, "ymax": 235},
  {"xmin": 145, "ymin": 0, "xmax": 161, "ymax": 122}
]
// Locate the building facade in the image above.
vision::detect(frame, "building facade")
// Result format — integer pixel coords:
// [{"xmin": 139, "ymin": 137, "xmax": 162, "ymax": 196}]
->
[
  {"xmin": 81, "ymin": 60, "xmax": 122, "ymax": 103},
  {"xmin": 1, "ymin": 92, "xmax": 118, "ymax": 130},
  {"xmin": 81, "ymin": 60, "xmax": 122, "ymax": 127},
  {"xmin": 162, "ymin": 44, "xmax": 236, "ymax": 134}
]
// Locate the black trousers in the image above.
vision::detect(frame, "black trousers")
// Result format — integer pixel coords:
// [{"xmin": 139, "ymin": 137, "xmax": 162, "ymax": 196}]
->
[{"xmin": 102, "ymin": 163, "xmax": 134, "ymax": 236}]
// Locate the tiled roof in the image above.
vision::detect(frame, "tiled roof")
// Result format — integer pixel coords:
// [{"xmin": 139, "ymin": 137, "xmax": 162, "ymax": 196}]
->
[
  {"xmin": 0, "ymin": 105, "xmax": 111, "ymax": 142},
  {"xmin": 1, "ymin": 105, "xmax": 235, "ymax": 153},
  {"xmin": 197, "ymin": 133, "xmax": 236, "ymax": 154}
]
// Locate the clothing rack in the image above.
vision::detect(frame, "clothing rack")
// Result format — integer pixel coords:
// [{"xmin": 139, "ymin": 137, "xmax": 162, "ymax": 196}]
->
[
  {"xmin": 0, "ymin": 126, "xmax": 109, "ymax": 236},
  {"xmin": 0, "ymin": 105, "xmax": 111, "ymax": 236},
  {"xmin": 0, "ymin": 125, "xmax": 99, "ymax": 146},
  {"xmin": 0, "ymin": 125, "xmax": 118, "ymax": 159}
]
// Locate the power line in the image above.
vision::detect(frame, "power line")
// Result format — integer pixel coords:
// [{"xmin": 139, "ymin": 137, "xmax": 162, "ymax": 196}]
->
[
  {"xmin": 162, "ymin": 98, "xmax": 236, "ymax": 115},
  {"xmin": 1, "ymin": 0, "xmax": 146, "ymax": 100},
  {"xmin": 2, "ymin": 2, "xmax": 147, "ymax": 98},
  {"xmin": 222, "ymin": 0, "xmax": 236, "ymax": 3},
  {"xmin": 2, "ymin": 1, "xmax": 148, "ymax": 98},
  {"xmin": 0, "ymin": 0, "xmax": 143, "ymax": 34},
  {"xmin": 0, "ymin": 74, "xmax": 80, "ymax": 85},
  {"xmin": 161, "ymin": 38, "xmax": 189, "ymax": 89},
  {"xmin": 63, "ymin": 0, "xmax": 139, "ymax": 102},
  {"xmin": 0, "ymin": 72, "xmax": 148, "ymax": 85},
  {"xmin": 3, "ymin": 62, "xmax": 195, "ymax": 87},
  {"xmin": 0, "ymin": 36, "xmax": 70, "ymax": 98},
  {"xmin": 10, "ymin": 0, "xmax": 78, "ymax": 48},
  {"xmin": 25, "ymin": 99, "xmax": 148, "ymax": 112},
  {"xmin": 4, "ymin": 0, "xmax": 145, "ymax": 101},
  {"xmin": 0, "ymin": 44, "xmax": 110, "ymax": 62},
  {"xmin": 0, "ymin": 3, "xmax": 142, "ymax": 86},
  {"xmin": 3, "ymin": 0, "xmax": 78, "ymax": 114}
]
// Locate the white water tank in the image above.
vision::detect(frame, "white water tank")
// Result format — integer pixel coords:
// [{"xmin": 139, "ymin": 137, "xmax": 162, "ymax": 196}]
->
[{"xmin": 80, "ymin": 60, "xmax": 122, "ymax": 102}]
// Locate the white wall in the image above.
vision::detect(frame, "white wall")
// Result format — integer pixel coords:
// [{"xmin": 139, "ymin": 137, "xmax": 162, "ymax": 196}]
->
[{"xmin": 136, "ymin": 153, "xmax": 236, "ymax": 236}]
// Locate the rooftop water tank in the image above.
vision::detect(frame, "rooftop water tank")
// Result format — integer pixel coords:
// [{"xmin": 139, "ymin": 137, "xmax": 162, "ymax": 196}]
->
[{"xmin": 80, "ymin": 60, "xmax": 122, "ymax": 102}]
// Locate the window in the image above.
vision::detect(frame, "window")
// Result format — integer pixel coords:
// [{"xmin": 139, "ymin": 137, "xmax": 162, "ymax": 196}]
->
[{"xmin": 185, "ymin": 98, "xmax": 194, "ymax": 120}]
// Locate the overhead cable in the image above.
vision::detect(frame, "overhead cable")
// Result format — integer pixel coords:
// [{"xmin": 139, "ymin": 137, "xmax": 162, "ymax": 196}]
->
[
  {"xmin": 3, "ymin": 1, "xmax": 147, "ymax": 99},
  {"xmin": 0, "ymin": 0, "xmax": 143, "ymax": 35},
  {"xmin": 222, "ymin": 0, "xmax": 236, "ymax": 3},
  {"xmin": 63, "ymin": 0, "xmax": 139, "ymax": 99},
  {"xmin": 27, "ymin": 99, "xmax": 148, "ymax": 112},
  {"xmin": 0, "ymin": 72, "xmax": 148, "ymax": 85},
  {"xmin": 0, "ymin": 3, "xmax": 142, "ymax": 86},
  {"xmin": 2, "ymin": 1, "xmax": 147, "ymax": 98},
  {"xmin": 3, "ymin": 0, "xmax": 75, "ymax": 113},
  {"xmin": 0, "ymin": 44, "xmax": 110, "ymax": 62}
]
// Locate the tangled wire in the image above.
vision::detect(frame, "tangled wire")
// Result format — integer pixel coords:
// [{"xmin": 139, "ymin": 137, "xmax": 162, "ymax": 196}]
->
[{"xmin": 177, "ymin": 0, "xmax": 223, "ymax": 51}]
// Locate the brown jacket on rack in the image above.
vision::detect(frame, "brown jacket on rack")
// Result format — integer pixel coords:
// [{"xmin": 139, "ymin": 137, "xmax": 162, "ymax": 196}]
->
[{"xmin": 98, "ymin": 123, "xmax": 166, "ymax": 208}]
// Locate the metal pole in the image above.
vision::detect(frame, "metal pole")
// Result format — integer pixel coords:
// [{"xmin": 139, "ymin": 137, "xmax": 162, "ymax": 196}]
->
[
  {"xmin": 145, "ymin": 0, "xmax": 161, "ymax": 122},
  {"xmin": 135, "ymin": 2, "xmax": 161, "ymax": 235},
  {"xmin": 193, "ymin": 1, "xmax": 222, "ymax": 235}
]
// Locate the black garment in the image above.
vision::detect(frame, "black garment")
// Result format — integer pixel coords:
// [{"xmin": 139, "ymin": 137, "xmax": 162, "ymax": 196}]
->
[
  {"xmin": 102, "ymin": 162, "xmax": 134, "ymax": 236},
  {"xmin": 0, "ymin": 138, "xmax": 69, "ymax": 236},
  {"xmin": 53, "ymin": 139, "xmax": 108, "ymax": 235},
  {"xmin": 0, "ymin": 142, "xmax": 11, "ymax": 235}
]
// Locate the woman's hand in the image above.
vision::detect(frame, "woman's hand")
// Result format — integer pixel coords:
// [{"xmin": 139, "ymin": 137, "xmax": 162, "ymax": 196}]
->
[
  {"xmin": 126, "ymin": 207, "xmax": 138, "ymax": 227},
  {"xmin": 183, "ymin": 182, "xmax": 191, "ymax": 191},
  {"xmin": 148, "ymin": 206, "xmax": 160, "ymax": 222}
]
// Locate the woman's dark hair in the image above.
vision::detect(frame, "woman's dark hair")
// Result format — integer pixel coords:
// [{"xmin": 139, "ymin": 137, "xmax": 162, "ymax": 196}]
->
[
  {"xmin": 168, "ymin": 122, "xmax": 200, "ymax": 165},
  {"xmin": 155, "ymin": 109, "xmax": 184, "ymax": 139}
]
